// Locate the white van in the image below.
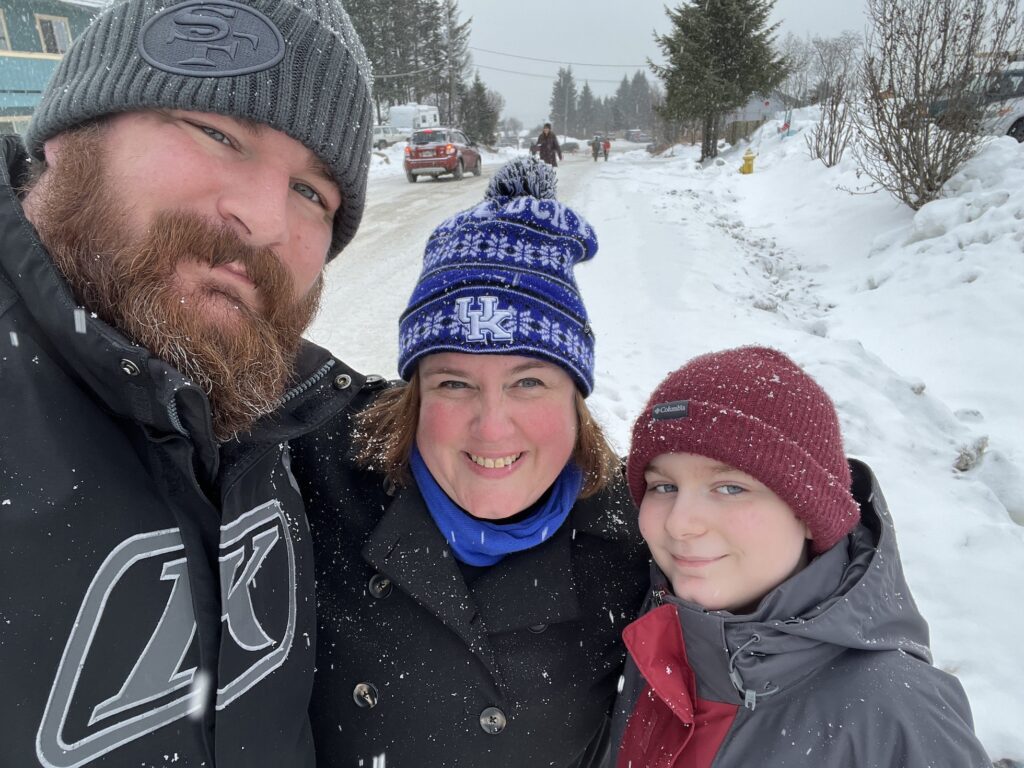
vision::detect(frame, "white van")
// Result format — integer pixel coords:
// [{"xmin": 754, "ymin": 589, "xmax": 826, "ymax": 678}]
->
[
  {"xmin": 388, "ymin": 103, "xmax": 440, "ymax": 137},
  {"xmin": 372, "ymin": 125, "xmax": 403, "ymax": 149}
]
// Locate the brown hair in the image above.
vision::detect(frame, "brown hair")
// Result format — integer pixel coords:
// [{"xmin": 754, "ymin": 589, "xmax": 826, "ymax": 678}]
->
[{"xmin": 353, "ymin": 370, "xmax": 620, "ymax": 499}]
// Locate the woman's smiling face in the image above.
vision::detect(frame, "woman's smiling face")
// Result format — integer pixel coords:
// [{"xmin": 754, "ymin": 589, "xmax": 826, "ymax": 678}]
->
[{"xmin": 415, "ymin": 353, "xmax": 578, "ymax": 520}]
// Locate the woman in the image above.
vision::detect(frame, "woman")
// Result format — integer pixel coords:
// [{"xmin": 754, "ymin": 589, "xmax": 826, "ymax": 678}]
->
[{"xmin": 291, "ymin": 158, "xmax": 649, "ymax": 767}]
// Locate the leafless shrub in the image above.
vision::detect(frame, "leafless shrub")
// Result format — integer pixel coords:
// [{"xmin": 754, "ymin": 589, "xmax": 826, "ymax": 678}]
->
[
  {"xmin": 854, "ymin": 0, "xmax": 1022, "ymax": 210},
  {"xmin": 778, "ymin": 33, "xmax": 815, "ymax": 108},
  {"xmin": 807, "ymin": 33, "xmax": 861, "ymax": 167}
]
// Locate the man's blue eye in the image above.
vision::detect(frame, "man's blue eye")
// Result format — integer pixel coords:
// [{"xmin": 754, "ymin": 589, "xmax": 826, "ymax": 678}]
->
[
  {"xmin": 517, "ymin": 377, "xmax": 543, "ymax": 388},
  {"xmin": 439, "ymin": 380, "xmax": 469, "ymax": 389},
  {"xmin": 293, "ymin": 181, "xmax": 324, "ymax": 206},
  {"xmin": 201, "ymin": 126, "xmax": 232, "ymax": 146},
  {"xmin": 648, "ymin": 483, "xmax": 677, "ymax": 495}
]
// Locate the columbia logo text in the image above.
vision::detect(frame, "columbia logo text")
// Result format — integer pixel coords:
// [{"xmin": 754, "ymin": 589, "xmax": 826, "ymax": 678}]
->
[{"xmin": 652, "ymin": 400, "xmax": 690, "ymax": 420}]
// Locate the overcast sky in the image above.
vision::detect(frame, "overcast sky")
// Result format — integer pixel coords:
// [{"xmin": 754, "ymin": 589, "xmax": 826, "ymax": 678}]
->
[{"xmin": 456, "ymin": 0, "xmax": 869, "ymax": 126}]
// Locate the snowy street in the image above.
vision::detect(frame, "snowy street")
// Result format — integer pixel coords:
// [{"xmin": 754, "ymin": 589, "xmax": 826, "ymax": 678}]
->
[{"xmin": 310, "ymin": 126, "xmax": 1024, "ymax": 764}]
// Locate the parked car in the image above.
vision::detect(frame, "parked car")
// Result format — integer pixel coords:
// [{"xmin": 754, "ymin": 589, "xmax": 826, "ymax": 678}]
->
[
  {"xmin": 403, "ymin": 128, "xmax": 483, "ymax": 182},
  {"xmin": 372, "ymin": 124, "xmax": 404, "ymax": 149},
  {"xmin": 983, "ymin": 63, "xmax": 1024, "ymax": 141},
  {"xmin": 929, "ymin": 63, "xmax": 1024, "ymax": 142}
]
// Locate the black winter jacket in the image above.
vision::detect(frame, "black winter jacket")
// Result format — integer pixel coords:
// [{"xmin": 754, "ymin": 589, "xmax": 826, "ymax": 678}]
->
[
  {"xmin": 535, "ymin": 131, "xmax": 563, "ymax": 167},
  {"xmin": 0, "ymin": 135, "xmax": 367, "ymax": 768},
  {"xmin": 291, "ymin": 403, "xmax": 650, "ymax": 767}
]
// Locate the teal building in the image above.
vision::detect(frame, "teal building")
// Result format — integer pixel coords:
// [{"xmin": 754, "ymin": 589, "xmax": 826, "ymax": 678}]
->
[{"xmin": 0, "ymin": 0, "xmax": 102, "ymax": 134}]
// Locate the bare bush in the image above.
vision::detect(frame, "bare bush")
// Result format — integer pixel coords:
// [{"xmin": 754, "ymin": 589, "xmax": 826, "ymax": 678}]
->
[
  {"xmin": 854, "ymin": 0, "xmax": 1022, "ymax": 210},
  {"xmin": 807, "ymin": 32, "xmax": 861, "ymax": 166},
  {"xmin": 778, "ymin": 33, "xmax": 815, "ymax": 107}
]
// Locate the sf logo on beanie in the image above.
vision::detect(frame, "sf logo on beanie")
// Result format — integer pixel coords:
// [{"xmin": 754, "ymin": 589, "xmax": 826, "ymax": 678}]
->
[{"xmin": 140, "ymin": 1, "xmax": 285, "ymax": 76}]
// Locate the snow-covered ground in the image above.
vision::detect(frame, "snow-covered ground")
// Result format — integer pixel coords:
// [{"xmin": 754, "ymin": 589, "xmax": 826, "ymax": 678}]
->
[{"xmin": 311, "ymin": 117, "xmax": 1024, "ymax": 764}]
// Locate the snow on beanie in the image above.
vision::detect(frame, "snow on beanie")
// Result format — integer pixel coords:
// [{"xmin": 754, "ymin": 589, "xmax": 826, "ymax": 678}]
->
[
  {"xmin": 25, "ymin": 0, "xmax": 373, "ymax": 259},
  {"xmin": 626, "ymin": 347, "xmax": 860, "ymax": 553},
  {"xmin": 397, "ymin": 156, "xmax": 598, "ymax": 394}
]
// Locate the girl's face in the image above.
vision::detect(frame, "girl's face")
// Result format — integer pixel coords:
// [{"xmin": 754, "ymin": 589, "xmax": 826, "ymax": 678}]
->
[{"xmin": 639, "ymin": 452, "xmax": 811, "ymax": 613}]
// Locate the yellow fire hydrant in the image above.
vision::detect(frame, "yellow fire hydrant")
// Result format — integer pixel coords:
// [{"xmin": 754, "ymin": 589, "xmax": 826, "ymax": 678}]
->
[{"xmin": 739, "ymin": 148, "xmax": 756, "ymax": 174}]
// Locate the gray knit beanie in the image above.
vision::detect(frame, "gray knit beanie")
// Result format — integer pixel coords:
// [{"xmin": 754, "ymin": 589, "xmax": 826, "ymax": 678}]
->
[{"xmin": 26, "ymin": 0, "xmax": 373, "ymax": 259}]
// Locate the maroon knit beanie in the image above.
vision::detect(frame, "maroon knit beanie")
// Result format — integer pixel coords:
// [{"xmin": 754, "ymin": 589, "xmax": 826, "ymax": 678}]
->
[{"xmin": 626, "ymin": 347, "xmax": 860, "ymax": 554}]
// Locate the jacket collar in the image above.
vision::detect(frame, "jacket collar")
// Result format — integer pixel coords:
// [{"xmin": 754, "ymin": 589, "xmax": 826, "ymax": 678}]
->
[
  {"xmin": 634, "ymin": 460, "xmax": 932, "ymax": 709},
  {"xmin": 1, "ymin": 136, "xmax": 357, "ymax": 464}
]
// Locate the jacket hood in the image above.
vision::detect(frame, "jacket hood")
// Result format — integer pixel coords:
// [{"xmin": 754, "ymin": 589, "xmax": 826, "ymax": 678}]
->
[
  {"xmin": 1, "ymin": 135, "xmax": 350, "ymax": 456},
  {"xmin": 644, "ymin": 459, "xmax": 931, "ymax": 708}
]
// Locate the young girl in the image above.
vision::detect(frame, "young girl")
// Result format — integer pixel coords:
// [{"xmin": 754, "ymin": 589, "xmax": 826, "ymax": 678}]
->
[{"xmin": 613, "ymin": 346, "xmax": 990, "ymax": 768}]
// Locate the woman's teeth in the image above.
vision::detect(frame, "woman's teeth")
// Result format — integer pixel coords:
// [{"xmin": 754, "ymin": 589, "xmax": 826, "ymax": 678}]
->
[{"xmin": 469, "ymin": 453, "xmax": 521, "ymax": 468}]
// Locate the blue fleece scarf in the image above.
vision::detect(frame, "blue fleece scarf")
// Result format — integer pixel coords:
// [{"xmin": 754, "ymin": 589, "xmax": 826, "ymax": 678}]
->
[{"xmin": 410, "ymin": 444, "xmax": 583, "ymax": 566}]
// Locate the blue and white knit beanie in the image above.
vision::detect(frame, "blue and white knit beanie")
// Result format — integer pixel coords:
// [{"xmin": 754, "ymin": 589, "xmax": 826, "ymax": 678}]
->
[{"xmin": 398, "ymin": 156, "xmax": 598, "ymax": 395}]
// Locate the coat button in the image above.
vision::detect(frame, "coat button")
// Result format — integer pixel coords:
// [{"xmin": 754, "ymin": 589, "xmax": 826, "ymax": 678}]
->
[
  {"xmin": 119, "ymin": 359, "xmax": 141, "ymax": 376},
  {"xmin": 364, "ymin": 374, "xmax": 385, "ymax": 388},
  {"xmin": 353, "ymin": 682, "xmax": 379, "ymax": 708},
  {"xmin": 368, "ymin": 574, "xmax": 393, "ymax": 599},
  {"xmin": 527, "ymin": 623, "xmax": 548, "ymax": 634},
  {"xmin": 479, "ymin": 706, "xmax": 506, "ymax": 734},
  {"xmin": 333, "ymin": 373, "xmax": 352, "ymax": 390}
]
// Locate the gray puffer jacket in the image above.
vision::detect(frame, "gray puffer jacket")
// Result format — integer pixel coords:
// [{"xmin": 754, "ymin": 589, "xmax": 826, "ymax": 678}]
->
[{"xmin": 611, "ymin": 459, "xmax": 991, "ymax": 768}]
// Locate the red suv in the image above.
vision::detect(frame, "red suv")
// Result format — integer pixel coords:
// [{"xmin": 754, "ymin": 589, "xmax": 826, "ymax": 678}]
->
[{"xmin": 404, "ymin": 128, "xmax": 483, "ymax": 182}]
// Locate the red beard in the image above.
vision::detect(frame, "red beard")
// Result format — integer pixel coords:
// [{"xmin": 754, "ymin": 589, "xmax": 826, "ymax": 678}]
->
[{"xmin": 26, "ymin": 123, "xmax": 323, "ymax": 440}]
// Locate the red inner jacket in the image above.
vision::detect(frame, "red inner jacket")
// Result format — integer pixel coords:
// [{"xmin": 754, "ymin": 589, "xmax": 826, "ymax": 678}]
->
[{"xmin": 617, "ymin": 604, "xmax": 737, "ymax": 768}]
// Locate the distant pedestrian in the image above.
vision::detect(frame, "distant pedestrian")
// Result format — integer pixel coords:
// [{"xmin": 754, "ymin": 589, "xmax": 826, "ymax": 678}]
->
[{"xmin": 535, "ymin": 122, "xmax": 563, "ymax": 167}]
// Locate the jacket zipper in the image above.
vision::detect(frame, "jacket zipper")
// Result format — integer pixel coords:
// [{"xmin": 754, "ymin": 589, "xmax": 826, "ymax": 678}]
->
[{"xmin": 279, "ymin": 359, "xmax": 336, "ymax": 407}]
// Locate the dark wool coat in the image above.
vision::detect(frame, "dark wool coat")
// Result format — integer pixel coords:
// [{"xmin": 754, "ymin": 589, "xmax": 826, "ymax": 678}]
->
[
  {"xmin": 290, "ymin": 405, "xmax": 650, "ymax": 768},
  {"xmin": 610, "ymin": 460, "xmax": 991, "ymax": 768},
  {"xmin": 0, "ymin": 135, "xmax": 366, "ymax": 768},
  {"xmin": 535, "ymin": 130, "xmax": 563, "ymax": 167}
]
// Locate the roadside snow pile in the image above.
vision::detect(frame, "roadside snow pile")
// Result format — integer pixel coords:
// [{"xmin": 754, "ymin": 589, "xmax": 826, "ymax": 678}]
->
[{"xmin": 574, "ymin": 117, "xmax": 1024, "ymax": 763}]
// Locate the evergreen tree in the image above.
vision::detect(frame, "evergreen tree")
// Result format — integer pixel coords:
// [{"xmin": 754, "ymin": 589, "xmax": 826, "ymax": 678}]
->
[
  {"xmin": 631, "ymin": 71, "xmax": 656, "ymax": 133},
  {"xmin": 548, "ymin": 67, "xmax": 578, "ymax": 139},
  {"xmin": 615, "ymin": 75, "xmax": 634, "ymax": 130},
  {"xmin": 462, "ymin": 71, "xmax": 500, "ymax": 143},
  {"xmin": 347, "ymin": 0, "xmax": 473, "ymax": 123},
  {"xmin": 652, "ymin": 0, "xmax": 789, "ymax": 160},
  {"xmin": 438, "ymin": 0, "xmax": 472, "ymax": 125},
  {"xmin": 577, "ymin": 82, "xmax": 596, "ymax": 137}
]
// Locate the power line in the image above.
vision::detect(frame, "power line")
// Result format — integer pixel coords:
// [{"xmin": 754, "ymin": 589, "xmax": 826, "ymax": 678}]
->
[
  {"xmin": 469, "ymin": 46, "xmax": 646, "ymax": 69},
  {"xmin": 473, "ymin": 63, "xmax": 626, "ymax": 85},
  {"xmin": 374, "ymin": 65, "xmax": 434, "ymax": 80}
]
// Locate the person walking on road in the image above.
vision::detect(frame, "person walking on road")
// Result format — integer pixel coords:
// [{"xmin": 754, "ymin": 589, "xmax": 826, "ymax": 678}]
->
[
  {"xmin": 536, "ymin": 122, "xmax": 563, "ymax": 167},
  {"xmin": 1, "ymin": 1, "xmax": 374, "ymax": 766}
]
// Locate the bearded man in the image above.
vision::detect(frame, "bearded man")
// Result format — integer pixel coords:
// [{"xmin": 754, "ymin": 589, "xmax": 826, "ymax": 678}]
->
[{"xmin": 0, "ymin": 1, "xmax": 376, "ymax": 766}]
